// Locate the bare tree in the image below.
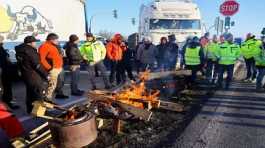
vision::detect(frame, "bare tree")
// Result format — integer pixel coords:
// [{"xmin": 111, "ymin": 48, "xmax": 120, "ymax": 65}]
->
[{"xmin": 97, "ymin": 30, "xmax": 115, "ymax": 40}]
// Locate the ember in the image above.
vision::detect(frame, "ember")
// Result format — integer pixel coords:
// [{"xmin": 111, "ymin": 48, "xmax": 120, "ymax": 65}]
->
[
  {"xmin": 63, "ymin": 107, "xmax": 86, "ymax": 121},
  {"xmin": 64, "ymin": 110, "xmax": 78, "ymax": 121}
]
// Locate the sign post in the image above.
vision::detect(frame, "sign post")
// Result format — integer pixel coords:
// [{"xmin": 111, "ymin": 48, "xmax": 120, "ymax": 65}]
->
[{"xmin": 220, "ymin": 0, "xmax": 240, "ymax": 32}]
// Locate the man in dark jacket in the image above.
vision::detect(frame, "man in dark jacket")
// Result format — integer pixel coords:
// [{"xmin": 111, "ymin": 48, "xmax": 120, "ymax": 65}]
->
[
  {"xmin": 121, "ymin": 42, "xmax": 135, "ymax": 82},
  {"xmin": 15, "ymin": 36, "xmax": 48, "ymax": 113},
  {"xmin": 64, "ymin": 34, "xmax": 84, "ymax": 96},
  {"xmin": 168, "ymin": 35, "xmax": 179, "ymax": 70},
  {"xmin": 157, "ymin": 37, "xmax": 169, "ymax": 70},
  {"xmin": 0, "ymin": 36, "xmax": 19, "ymax": 109}
]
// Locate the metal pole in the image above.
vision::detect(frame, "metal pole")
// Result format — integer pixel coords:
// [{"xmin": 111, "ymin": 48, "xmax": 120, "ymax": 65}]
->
[
  {"xmin": 84, "ymin": 4, "xmax": 89, "ymax": 33},
  {"xmin": 89, "ymin": 15, "xmax": 94, "ymax": 33}
]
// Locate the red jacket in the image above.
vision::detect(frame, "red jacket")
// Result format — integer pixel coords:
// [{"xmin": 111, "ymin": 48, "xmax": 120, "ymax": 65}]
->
[
  {"xmin": 0, "ymin": 103, "xmax": 23, "ymax": 138},
  {"xmin": 106, "ymin": 34, "xmax": 126, "ymax": 61},
  {"xmin": 39, "ymin": 41, "xmax": 63, "ymax": 71}
]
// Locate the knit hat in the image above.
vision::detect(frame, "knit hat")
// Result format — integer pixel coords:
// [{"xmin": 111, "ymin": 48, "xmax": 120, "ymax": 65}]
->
[{"xmin": 69, "ymin": 34, "xmax": 79, "ymax": 43}]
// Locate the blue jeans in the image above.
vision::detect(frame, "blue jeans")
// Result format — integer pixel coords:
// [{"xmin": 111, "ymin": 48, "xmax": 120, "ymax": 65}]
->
[
  {"xmin": 206, "ymin": 60, "xmax": 218, "ymax": 82},
  {"xmin": 218, "ymin": 64, "xmax": 234, "ymax": 89},
  {"xmin": 256, "ymin": 68, "xmax": 265, "ymax": 89},
  {"xmin": 245, "ymin": 58, "xmax": 257, "ymax": 80}
]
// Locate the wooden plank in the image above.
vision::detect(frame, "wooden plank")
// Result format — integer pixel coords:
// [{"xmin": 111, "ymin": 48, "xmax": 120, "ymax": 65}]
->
[
  {"xmin": 96, "ymin": 118, "xmax": 104, "ymax": 129},
  {"xmin": 149, "ymin": 70, "xmax": 191, "ymax": 80},
  {"xmin": 159, "ymin": 101, "xmax": 184, "ymax": 112},
  {"xmin": 116, "ymin": 102, "xmax": 152, "ymax": 121}
]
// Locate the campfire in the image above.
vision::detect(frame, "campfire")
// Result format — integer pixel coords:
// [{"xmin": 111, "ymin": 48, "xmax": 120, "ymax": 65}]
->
[
  {"xmin": 88, "ymin": 71, "xmax": 184, "ymax": 122},
  {"xmin": 113, "ymin": 71, "xmax": 160, "ymax": 109}
]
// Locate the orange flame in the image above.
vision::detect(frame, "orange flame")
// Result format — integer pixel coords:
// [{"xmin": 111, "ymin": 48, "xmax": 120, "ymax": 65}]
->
[{"xmin": 114, "ymin": 71, "xmax": 160, "ymax": 109}]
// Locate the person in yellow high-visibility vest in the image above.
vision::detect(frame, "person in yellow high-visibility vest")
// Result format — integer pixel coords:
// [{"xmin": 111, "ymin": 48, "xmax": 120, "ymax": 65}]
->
[
  {"xmin": 240, "ymin": 33, "xmax": 260, "ymax": 83},
  {"xmin": 184, "ymin": 36, "xmax": 205, "ymax": 86},
  {"xmin": 216, "ymin": 33, "xmax": 241, "ymax": 89},
  {"xmin": 205, "ymin": 35, "xmax": 219, "ymax": 84}
]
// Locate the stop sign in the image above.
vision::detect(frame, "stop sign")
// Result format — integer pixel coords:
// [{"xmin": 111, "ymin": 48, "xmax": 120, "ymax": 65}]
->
[{"xmin": 220, "ymin": 0, "xmax": 240, "ymax": 16}]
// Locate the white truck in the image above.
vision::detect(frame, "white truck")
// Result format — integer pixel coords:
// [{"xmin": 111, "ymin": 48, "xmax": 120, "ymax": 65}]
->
[{"xmin": 139, "ymin": 0, "xmax": 203, "ymax": 45}]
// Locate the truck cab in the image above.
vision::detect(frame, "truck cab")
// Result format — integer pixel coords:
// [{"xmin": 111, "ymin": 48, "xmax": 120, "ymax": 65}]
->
[{"xmin": 139, "ymin": 0, "xmax": 203, "ymax": 45}]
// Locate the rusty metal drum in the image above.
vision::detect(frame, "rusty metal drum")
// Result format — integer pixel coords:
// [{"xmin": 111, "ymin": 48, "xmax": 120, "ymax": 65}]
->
[{"xmin": 49, "ymin": 112, "xmax": 97, "ymax": 148}]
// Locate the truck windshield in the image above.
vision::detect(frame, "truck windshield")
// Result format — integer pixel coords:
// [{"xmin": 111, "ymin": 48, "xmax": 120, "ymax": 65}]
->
[{"xmin": 150, "ymin": 19, "xmax": 201, "ymax": 30}]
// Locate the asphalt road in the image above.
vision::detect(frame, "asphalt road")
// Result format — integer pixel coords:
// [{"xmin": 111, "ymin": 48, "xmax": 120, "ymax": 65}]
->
[{"xmin": 175, "ymin": 82, "xmax": 265, "ymax": 148}]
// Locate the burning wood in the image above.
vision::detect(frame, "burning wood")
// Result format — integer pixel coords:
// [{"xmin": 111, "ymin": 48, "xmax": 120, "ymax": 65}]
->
[
  {"xmin": 88, "ymin": 71, "xmax": 184, "ymax": 121},
  {"xmin": 90, "ymin": 71, "xmax": 160, "ymax": 110}
]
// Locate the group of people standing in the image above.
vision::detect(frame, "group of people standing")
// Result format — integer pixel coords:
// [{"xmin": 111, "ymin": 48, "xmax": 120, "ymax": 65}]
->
[
  {"xmin": 136, "ymin": 35, "xmax": 179, "ymax": 72},
  {"xmin": 1, "ymin": 31, "xmax": 265, "ymax": 114},
  {"xmin": 0, "ymin": 32, "xmax": 138, "ymax": 113},
  {"xmin": 183, "ymin": 32, "xmax": 265, "ymax": 91}
]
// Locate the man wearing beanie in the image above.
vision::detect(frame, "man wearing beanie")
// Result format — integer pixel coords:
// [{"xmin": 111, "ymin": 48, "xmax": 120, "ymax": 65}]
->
[{"xmin": 64, "ymin": 34, "xmax": 84, "ymax": 96}]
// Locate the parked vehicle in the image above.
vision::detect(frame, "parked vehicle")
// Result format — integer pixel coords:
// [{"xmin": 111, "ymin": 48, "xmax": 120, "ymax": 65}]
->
[{"xmin": 139, "ymin": 0, "xmax": 203, "ymax": 45}]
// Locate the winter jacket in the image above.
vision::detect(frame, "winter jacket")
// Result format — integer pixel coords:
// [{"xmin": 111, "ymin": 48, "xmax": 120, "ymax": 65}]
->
[
  {"xmin": 137, "ymin": 43, "xmax": 158, "ymax": 64},
  {"xmin": 64, "ymin": 42, "xmax": 83, "ymax": 65},
  {"xmin": 0, "ymin": 44, "xmax": 10, "ymax": 70},
  {"xmin": 80, "ymin": 40, "xmax": 106, "ymax": 63},
  {"xmin": 167, "ymin": 42, "xmax": 179, "ymax": 62},
  {"xmin": 15, "ymin": 43, "xmax": 48, "ymax": 88},
  {"xmin": 122, "ymin": 47, "xmax": 134, "ymax": 65},
  {"xmin": 156, "ymin": 43, "xmax": 168, "ymax": 63},
  {"xmin": 38, "ymin": 41, "xmax": 63, "ymax": 71},
  {"xmin": 106, "ymin": 34, "xmax": 126, "ymax": 61}
]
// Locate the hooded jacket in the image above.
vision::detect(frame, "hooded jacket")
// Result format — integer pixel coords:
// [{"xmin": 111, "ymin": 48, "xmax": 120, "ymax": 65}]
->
[
  {"xmin": 106, "ymin": 34, "xmax": 126, "ymax": 61},
  {"xmin": 15, "ymin": 43, "xmax": 48, "ymax": 87}
]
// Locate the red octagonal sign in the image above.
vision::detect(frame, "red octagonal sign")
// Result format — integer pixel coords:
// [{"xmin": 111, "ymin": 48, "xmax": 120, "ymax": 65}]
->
[{"xmin": 220, "ymin": 0, "xmax": 240, "ymax": 16}]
